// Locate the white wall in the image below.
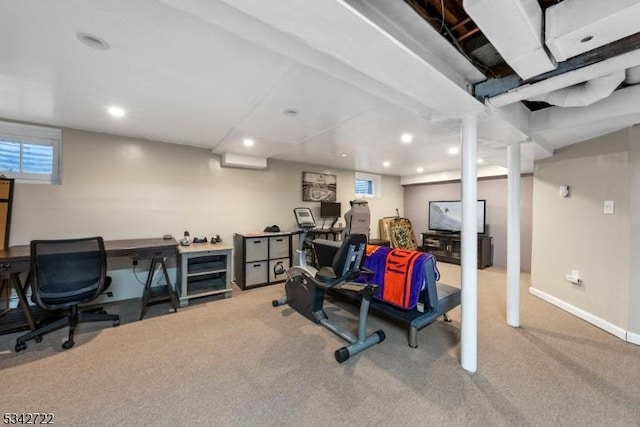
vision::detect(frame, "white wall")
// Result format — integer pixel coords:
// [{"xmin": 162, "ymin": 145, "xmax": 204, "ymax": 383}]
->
[
  {"xmin": 10, "ymin": 128, "xmax": 403, "ymax": 300},
  {"xmin": 530, "ymin": 128, "xmax": 633, "ymax": 336}
]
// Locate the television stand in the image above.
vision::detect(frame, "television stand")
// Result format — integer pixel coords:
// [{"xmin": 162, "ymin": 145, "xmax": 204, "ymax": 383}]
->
[{"xmin": 420, "ymin": 232, "xmax": 492, "ymax": 269}]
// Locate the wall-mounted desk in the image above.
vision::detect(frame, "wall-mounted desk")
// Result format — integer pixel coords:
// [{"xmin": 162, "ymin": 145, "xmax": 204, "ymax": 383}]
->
[{"xmin": 0, "ymin": 237, "xmax": 180, "ymax": 335}]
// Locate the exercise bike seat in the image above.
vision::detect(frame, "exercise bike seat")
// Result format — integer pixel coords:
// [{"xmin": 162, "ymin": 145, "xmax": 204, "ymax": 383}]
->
[
  {"xmin": 315, "ymin": 233, "xmax": 367, "ymax": 285},
  {"xmin": 316, "ymin": 266, "xmax": 339, "ymax": 283}
]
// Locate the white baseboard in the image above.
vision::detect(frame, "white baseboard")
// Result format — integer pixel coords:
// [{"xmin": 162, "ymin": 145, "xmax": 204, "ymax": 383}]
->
[
  {"xmin": 627, "ymin": 331, "xmax": 640, "ymax": 345},
  {"xmin": 529, "ymin": 287, "xmax": 637, "ymax": 344}
]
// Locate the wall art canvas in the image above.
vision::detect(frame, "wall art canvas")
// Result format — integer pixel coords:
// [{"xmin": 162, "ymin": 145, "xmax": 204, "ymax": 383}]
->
[{"xmin": 302, "ymin": 172, "xmax": 336, "ymax": 202}]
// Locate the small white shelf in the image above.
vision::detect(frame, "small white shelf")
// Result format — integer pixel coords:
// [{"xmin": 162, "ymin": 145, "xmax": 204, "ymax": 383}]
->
[{"xmin": 177, "ymin": 242, "xmax": 233, "ymax": 307}]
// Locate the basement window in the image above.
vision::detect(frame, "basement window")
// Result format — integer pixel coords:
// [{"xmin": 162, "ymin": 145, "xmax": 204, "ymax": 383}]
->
[
  {"xmin": 355, "ymin": 172, "xmax": 381, "ymax": 198},
  {"xmin": 0, "ymin": 121, "xmax": 61, "ymax": 184}
]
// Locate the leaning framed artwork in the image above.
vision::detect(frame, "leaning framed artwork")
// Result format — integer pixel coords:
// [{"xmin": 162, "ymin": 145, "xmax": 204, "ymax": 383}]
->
[{"xmin": 302, "ymin": 172, "xmax": 337, "ymax": 202}]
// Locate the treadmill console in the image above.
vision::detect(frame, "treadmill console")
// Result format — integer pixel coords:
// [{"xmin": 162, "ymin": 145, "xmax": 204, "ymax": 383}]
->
[{"xmin": 293, "ymin": 207, "xmax": 317, "ymax": 229}]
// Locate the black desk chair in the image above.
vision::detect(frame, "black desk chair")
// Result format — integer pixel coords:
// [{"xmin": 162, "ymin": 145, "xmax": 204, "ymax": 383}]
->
[{"xmin": 15, "ymin": 237, "xmax": 120, "ymax": 352}]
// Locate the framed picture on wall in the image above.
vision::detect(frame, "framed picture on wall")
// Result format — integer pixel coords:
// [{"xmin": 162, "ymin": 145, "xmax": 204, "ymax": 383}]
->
[{"xmin": 302, "ymin": 172, "xmax": 337, "ymax": 202}]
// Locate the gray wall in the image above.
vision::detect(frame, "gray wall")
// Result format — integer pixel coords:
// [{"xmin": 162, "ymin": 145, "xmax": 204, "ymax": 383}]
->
[
  {"xmin": 403, "ymin": 175, "xmax": 533, "ymax": 272},
  {"xmin": 11, "ymin": 127, "xmax": 403, "ymax": 300},
  {"xmin": 531, "ymin": 127, "xmax": 636, "ymax": 335}
]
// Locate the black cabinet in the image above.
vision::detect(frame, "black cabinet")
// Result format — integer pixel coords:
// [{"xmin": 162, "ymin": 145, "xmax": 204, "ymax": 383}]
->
[{"xmin": 421, "ymin": 232, "xmax": 492, "ymax": 269}]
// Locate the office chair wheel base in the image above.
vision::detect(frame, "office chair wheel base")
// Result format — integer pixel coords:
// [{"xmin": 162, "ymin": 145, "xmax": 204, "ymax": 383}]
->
[
  {"xmin": 15, "ymin": 342, "xmax": 27, "ymax": 352},
  {"xmin": 113, "ymin": 319, "xmax": 120, "ymax": 327},
  {"xmin": 62, "ymin": 340, "xmax": 75, "ymax": 350}
]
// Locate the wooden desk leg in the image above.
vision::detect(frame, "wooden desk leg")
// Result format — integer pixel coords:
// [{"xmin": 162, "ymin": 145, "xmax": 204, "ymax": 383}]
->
[
  {"xmin": 139, "ymin": 258, "xmax": 179, "ymax": 320},
  {"xmin": 12, "ymin": 273, "xmax": 37, "ymax": 331},
  {"xmin": 0, "ymin": 278, "xmax": 9, "ymax": 317},
  {"xmin": 159, "ymin": 258, "xmax": 179, "ymax": 312},
  {"xmin": 139, "ymin": 258, "xmax": 157, "ymax": 321}
]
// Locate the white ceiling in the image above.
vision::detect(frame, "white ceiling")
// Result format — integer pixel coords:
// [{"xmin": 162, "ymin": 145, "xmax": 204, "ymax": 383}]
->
[{"xmin": 1, "ymin": 0, "xmax": 639, "ymax": 178}]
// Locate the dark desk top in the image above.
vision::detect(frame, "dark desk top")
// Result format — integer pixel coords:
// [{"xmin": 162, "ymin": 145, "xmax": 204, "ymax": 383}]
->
[
  {"xmin": 104, "ymin": 237, "xmax": 177, "ymax": 258},
  {"xmin": 0, "ymin": 245, "xmax": 29, "ymax": 263},
  {"xmin": 308, "ymin": 228, "xmax": 344, "ymax": 233},
  {"xmin": 0, "ymin": 237, "xmax": 178, "ymax": 263}
]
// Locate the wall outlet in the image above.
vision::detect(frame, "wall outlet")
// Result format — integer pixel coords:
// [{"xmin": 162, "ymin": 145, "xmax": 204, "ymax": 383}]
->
[{"xmin": 566, "ymin": 269, "xmax": 582, "ymax": 285}]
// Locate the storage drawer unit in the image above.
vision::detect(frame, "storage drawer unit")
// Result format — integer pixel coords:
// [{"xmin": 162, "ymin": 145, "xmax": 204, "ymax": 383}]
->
[
  {"xmin": 269, "ymin": 258, "xmax": 289, "ymax": 283},
  {"xmin": 234, "ymin": 232, "xmax": 293, "ymax": 290},
  {"xmin": 245, "ymin": 238, "xmax": 268, "ymax": 262},
  {"xmin": 245, "ymin": 261, "xmax": 268, "ymax": 287}
]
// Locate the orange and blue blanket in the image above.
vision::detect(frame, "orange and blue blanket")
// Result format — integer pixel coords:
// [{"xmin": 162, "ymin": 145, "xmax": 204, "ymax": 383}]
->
[{"xmin": 359, "ymin": 245, "xmax": 439, "ymax": 310}]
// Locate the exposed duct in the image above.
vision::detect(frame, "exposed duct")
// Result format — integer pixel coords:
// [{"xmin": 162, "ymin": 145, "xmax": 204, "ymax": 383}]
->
[
  {"xmin": 486, "ymin": 48, "xmax": 640, "ymax": 108},
  {"xmin": 462, "ymin": 0, "xmax": 556, "ymax": 80},
  {"xmin": 545, "ymin": 0, "xmax": 640, "ymax": 62},
  {"xmin": 526, "ymin": 70, "xmax": 625, "ymax": 107},
  {"xmin": 625, "ymin": 65, "xmax": 640, "ymax": 85},
  {"xmin": 466, "ymin": 0, "xmax": 639, "ymax": 109}
]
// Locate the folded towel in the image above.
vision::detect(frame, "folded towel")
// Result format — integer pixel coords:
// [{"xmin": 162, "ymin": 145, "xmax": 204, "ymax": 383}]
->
[{"xmin": 361, "ymin": 245, "xmax": 438, "ymax": 310}]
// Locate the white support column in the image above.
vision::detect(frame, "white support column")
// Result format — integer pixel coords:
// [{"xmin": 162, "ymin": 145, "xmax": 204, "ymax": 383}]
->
[
  {"xmin": 460, "ymin": 114, "xmax": 478, "ymax": 374},
  {"xmin": 507, "ymin": 141, "xmax": 521, "ymax": 327}
]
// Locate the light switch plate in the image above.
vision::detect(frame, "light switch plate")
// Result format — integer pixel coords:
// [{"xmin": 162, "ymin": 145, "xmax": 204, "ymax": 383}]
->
[
  {"xmin": 604, "ymin": 200, "xmax": 615, "ymax": 214},
  {"xmin": 559, "ymin": 185, "xmax": 570, "ymax": 197}
]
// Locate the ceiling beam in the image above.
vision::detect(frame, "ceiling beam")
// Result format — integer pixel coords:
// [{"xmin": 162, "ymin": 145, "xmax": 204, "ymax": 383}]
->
[{"xmin": 473, "ymin": 32, "xmax": 640, "ymax": 101}]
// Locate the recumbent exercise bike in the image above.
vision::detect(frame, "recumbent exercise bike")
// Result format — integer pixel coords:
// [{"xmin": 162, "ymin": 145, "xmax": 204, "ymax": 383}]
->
[{"xmin": 272, "ymin": 207, "xmax": 385, "ymax": 363}]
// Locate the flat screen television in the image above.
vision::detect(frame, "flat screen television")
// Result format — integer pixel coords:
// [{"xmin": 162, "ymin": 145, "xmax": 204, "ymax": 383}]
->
[
  {"xmin": 428, "ymin": 200, "xmax": 486, "ymax": 234},
  {"xmin": 320, "ymin": 201, "xmax": 341, "ymax": 218}
]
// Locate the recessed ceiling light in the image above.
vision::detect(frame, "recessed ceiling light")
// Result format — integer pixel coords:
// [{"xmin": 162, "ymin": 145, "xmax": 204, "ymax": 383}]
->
[
  {"xmin": 382, "ymin": 161, "xmax": 390, "ymax": 167},
  {"xmin": 477, "ymin": 158, "xmax": 485, "ymax": 164},
  {"xmin": 283, "ymin": 109, "xmax": 299, "ymax": 117},
  {"xmin": 448, "ymin": 147, "xmax": 459, "ymax": 155},
  {"xmin": 243, "ymin": 138, "xmax": 255, "ymax": 147},
  {"xmin": 416, "ymin": 167, "xmax": 424, "ymax": 173},
  {"xmin": 340, "ymin": 153, "xmax": 347, "ymax": 157},
  {"xmin": 77, "ymin": 32, "xmax": 110, "ymax": 50},
  {"xmin": 401, "ymin": 133, "xmax": 413, "ymax": 143},
  {"xmin": 108, "ymin": 106, "xmax": 125, "ymax": 117}
]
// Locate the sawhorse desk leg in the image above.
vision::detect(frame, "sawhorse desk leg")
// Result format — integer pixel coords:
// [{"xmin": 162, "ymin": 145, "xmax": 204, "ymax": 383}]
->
[
  {"xmin": 139, "ymin": 257, "xmax": 179, "ymax": 320},
  {"xmin": 11, "ymin": 274, "xmax": 37, "ymax": 331},
  {"xmin": 0, "ymin": 273, "xmax": 43, "ymax": 342}
]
